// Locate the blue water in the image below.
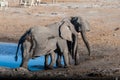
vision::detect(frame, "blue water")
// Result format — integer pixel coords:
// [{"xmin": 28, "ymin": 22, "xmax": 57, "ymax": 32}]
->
[{"xmin": 0, "ymin": 42, "xmax": 64, "ymax": 71}]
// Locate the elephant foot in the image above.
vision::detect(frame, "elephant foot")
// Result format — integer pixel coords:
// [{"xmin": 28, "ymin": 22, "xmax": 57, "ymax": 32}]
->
[
  {"xmin": 14, "ymin": 67, "xmax": 29, "ymax": 72},
  {"xmin": 57, "ymin": 64, "xmax": 63, "ymax": 68},
  {"xmin": 44, "ymin": 64, "xmax": 48, "ymax": 69},
  {"xmin": 56, "ymin": 63, "xmax": 63, "ymax": 68},
  {"xmin": 75, "ymin": 61, "xmax": 80, "ymax": 65},
  {"xmin": 64, "ymin": 65, "xmax": 69, "ymax": 68},
  {"xmin": 44, "ymin": 66, "xmax": 54, "ymax": 70},
  {"xmin": 13, "ymin": 68, "xmax": 19, "ymax": 72}
]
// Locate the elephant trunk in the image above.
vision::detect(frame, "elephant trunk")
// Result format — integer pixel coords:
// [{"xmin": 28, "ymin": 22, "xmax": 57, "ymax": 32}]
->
[{"xmin": 81, "ymin": 31, "xmax": 91, "ymax": 56}]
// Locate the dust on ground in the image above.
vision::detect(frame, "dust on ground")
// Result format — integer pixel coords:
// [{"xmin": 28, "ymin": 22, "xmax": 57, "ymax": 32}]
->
[{"xmin": 0, "ymin": 0, "xmax": 120, "ymax": 79}]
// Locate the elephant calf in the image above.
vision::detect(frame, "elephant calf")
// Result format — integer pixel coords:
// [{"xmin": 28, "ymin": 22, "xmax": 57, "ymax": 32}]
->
[{"xmin": 44, "ymin": 37, "xmax": 71, "ymax": 69}]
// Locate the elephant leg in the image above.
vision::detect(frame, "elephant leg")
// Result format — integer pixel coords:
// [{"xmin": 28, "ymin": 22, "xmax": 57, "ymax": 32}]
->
[
  {"xmin": 44, "ymin": 52, "xmax": 56, "ymax": 70},
  {"xmin": 56, "ymin": 39, "xmax": 70, "ymax": 68},
  {"xmin": 20, "ymin": 54, "xmax": 29, "ymax": 69},
  {"xmin": 20, "ymin": 40, "xmax": 31, "ymax": 70},
  {"xmin": 21, "ymin": 53, "xmax": 30, "ymax": 69},
  {"xmin": 48, "ymin": 52, "xmax": 56, "ymax": 69},
  {"xmin": 19, "ymin": 55, "xmax": 29, "ymax": 69},
  {"xmin": 68, "ymin": 53, "xmax": 73, "ymax": 65},
  {"xmin": 63, "ymin": 50, "xmax": 70, "ymax": 68},
  {"xmin": 44, "ymin": 54, "xmax": 49, "ymax": 70},
  {"xmin": 56, "ymin": 53, "xmax": 63, "ymax": 68}
]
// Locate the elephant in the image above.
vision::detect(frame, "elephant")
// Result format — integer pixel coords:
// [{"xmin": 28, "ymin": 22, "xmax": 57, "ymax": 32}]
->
[
  {"xmin": 44, "ymin": 37, "xmax": 71, "ymax": 69},
  {"xmin": 67, "ymin": 16, "xmax": 91, "ymax": 65},
  {"xmin": 45, "ymin": 16, "xmax": 91, "ymax": 66},
  {"xmin": 15, "ymin": 21, "xmax": 72, "ymax": 70},
  {"xmin": 41, "ymin": 16, "xmax": 91, "ymax": 69},
  {"xmin": 15, "ymin": 16, "xmax": 91, "ymax": 70}
]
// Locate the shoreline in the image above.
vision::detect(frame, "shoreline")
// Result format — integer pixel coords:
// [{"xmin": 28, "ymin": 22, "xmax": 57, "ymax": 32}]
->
[{"xmin": 0, "ymin": 38, "xmax": 18, "ymax": 43}]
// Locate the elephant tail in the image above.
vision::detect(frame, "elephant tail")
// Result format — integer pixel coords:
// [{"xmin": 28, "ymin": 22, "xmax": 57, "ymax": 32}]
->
[
  {"xmin": 15, "ymin": 36, "xmax": 24, "ymax": 61},
  {"xmin": 15, "ymin": 41, "xmax": 21, "ymax": 61}
]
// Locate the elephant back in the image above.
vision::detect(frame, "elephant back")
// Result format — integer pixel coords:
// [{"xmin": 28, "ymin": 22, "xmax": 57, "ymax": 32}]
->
[{"xmin": 30, "ymin": 26, "xmax": 58, "ymax": 57}]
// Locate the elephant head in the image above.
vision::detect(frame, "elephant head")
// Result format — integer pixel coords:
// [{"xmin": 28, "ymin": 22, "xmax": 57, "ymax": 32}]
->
[
  {"xmin": 70, "ymin": 16, "xmax": 91, "ymax": 56},
  {"xmin": 58, "ymin": 16, "xmax": 91, "ymax": 65},
  {"xmin": 70, "ymin": 16, "xmax": 90, "ymax": 32}
]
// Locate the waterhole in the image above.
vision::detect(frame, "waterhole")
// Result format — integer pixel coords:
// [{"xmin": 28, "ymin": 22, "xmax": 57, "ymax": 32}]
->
[{"xmin": 0, "ymin": 42, "xmax": 64, "ymax": 71}]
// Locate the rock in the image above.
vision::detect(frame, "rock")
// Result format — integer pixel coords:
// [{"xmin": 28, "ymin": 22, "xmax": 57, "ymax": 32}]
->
[
  {"xmin": 114, "ymin": 27, "xmax": 119, "ymax": 31},
  {"xmin": 113, "ymin": 33, "xmax": 117, "ymax": 36}
]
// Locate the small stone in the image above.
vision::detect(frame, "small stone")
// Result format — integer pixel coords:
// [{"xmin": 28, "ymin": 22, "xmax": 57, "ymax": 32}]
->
[
  {"xmin": 113, "ymin": 33, "xmax": 117, "ymax": 36},
  {"xmin": 114, "ymin": 27, "xmax": 119, "ymax": 31}
]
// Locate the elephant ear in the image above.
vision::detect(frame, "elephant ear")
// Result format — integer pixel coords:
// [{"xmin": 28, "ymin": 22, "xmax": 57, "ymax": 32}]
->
[{"xmin": 59, "ymin": 21, "xmax": 72, "ymax": 41}]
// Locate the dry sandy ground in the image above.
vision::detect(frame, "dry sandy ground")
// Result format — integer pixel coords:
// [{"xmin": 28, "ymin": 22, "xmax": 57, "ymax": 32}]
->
[{"xmin": 0, "ymin": 0, "xmax": 120, "ymax": 79}]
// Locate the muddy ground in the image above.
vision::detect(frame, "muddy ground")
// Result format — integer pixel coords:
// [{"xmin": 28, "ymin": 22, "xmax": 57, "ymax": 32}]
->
[{"xmin": 0, "ymin": 0, "xmax": 120, "ymax": 79}]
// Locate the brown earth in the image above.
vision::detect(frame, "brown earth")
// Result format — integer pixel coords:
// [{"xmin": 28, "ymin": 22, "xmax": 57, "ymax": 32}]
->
[{"xmin": 0, "ymin": 0, "xmax": 120, "ymax": 79}]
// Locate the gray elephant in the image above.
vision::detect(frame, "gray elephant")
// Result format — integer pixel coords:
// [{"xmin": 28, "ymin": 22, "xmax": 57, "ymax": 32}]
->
[
  {"xmin": 36, "ymin": 16, "xmax": 91, "ymax": 68},
  {"xmin": 15, "ymin": 16, "xmax": 90, "ymax": 70},
  {"xmin": 46, "ymin": 16, "xmax": 91, "ymax": 66},
  {"xmin": 67, "ymin": 16, "xmax": 91, "ymax": 65},
  {"xmin": 44, "ymin": 37, "xmax": 71, "ymax": 69},
  {"xmin": 15, "ymin": 20, "xmax": 72, "ymax": 70}
]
